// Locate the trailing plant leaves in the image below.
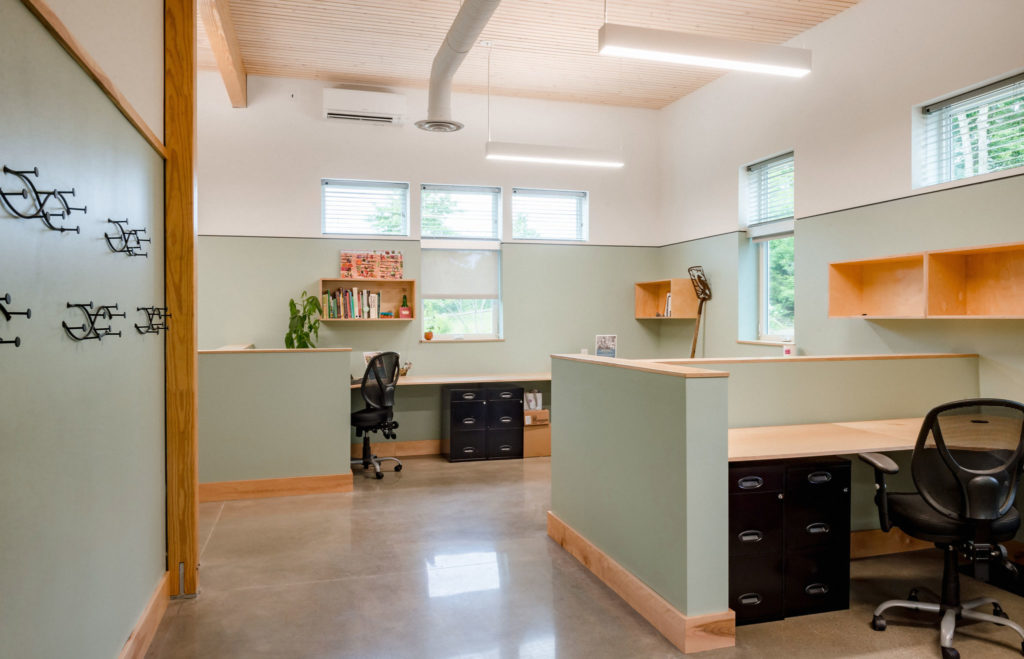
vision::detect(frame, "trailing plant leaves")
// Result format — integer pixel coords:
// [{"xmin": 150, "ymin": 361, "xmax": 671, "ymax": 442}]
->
[{"xmin": 284, "ymin": 290, "xmax": 320, "ymax": 349}]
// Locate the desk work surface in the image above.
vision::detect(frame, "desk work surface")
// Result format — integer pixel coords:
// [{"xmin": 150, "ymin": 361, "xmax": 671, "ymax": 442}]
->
[
  {"xmin": 729, "ymin": 418, "xmax": 922, "ymax": 461},
  {"xmin": 349, "ymin": 372, "xmax": 551, "ymax": 389}
]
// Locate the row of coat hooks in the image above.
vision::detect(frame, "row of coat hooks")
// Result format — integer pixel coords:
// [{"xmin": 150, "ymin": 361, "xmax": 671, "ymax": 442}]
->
[
  {"xmin": 0, "ymin": 293, "xmax": 31, "ymax": 347},
  {"xmin": 62, "ymin": 303, "xmax": 171, "ymax": 342},
  {"xmin": 1, "ymin": 166, "xmax": 150, "ymax": 253}
]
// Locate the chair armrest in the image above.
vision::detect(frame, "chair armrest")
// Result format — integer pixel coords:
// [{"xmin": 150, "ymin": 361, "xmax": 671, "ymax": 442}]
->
[
  {"xmin": 858, "ymin": 453, "xmax": 897, "ymax": 532},
  {"xmin": 858, "ymin": 452, "xmax": 899, "ymax": 474}
]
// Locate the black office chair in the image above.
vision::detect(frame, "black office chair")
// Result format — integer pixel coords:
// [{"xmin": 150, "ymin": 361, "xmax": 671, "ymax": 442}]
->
[
  {"xmin": 860, "ymin": 398, "xmax": 1024, "ymax": 659},
  {"xmin": 351, "ymin": 352, "xmax": 402, "ymax": 479}
]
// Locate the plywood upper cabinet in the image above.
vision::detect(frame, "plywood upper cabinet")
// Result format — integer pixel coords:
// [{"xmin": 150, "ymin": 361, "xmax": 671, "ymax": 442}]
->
[
  {"xmin": 635, "ymin": 279, "xmax": 699, "ymax": 319},
  {"xmin": 828, "ymin": 255, "xmax": 925, "ymax": 318},
  {"xmin": 829, "ymin": 242, "xmax": 1024, "ymax": 319},
  {"xmin": 927, "ymin": 244, "xmax": 1024, "ymax": 318}
]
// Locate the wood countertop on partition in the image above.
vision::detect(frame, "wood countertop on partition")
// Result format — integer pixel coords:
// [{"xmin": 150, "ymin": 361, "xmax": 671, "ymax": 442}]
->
[
  {"xmin": 729, "ymin": 418, "xmax": 922, "ymax": 461},
  {"xmin": 552, "ymin": 354, "xmax": 728, "ymax": 378},
  {"xmin": 646, "ymin": 353, "xmax": 977, "ymax": 366},
  {"xmin": 199, "ymin": 347, "xmax": 352, "ymax": 354}
]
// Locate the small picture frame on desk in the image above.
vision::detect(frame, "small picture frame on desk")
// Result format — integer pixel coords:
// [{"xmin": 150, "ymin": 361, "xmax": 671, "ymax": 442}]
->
[{"xmin": 595, "ymin": 334, "xmax": 617, "ymax": 358}]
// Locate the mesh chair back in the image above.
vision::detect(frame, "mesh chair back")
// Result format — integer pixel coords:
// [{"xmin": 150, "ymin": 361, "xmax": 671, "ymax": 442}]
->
[
  {"xmin": 912, "ymin": 399, "xmax": 1024, "ymax": 522},
  {"xmin": 360, "ymin": 352, "xmax": 400, "ymax": 409}
]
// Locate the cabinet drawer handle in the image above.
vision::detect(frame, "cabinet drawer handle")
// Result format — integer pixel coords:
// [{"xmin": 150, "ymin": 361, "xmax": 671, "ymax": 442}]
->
[
  {"xmin": 462, "ymin": 418, "xmax": 477, "ymax": 425},
  {"xmin": 805, "ymin": 583, "xmax": 830, "ymax": 597},
  {"xmin": 738, "ymin": 593, "xmax": 762, "ymax": 606},
  {"xmin": 462, "ymin": 446, "xmax": 475, "ymax": 454},
  {"xmin": 738, "ymin": 476, "xmax": 764, "ymax": 490},
  {"xmin": 499, "ymin": 392, "xmax": 512, "ymax": 399},
  {"xmin": 806, "ymin": 522, "xmax": 831, "ymax": 535},
  {"xmin": 461, "ymin": 393, "xmax": 476, "ymax": 400},
  {"xmin": 738, "ymin": 530, "xmax": 764, "ymax": 544},
  {"xmin": 499, "ymin": 416, "xmax": 513, "ymax": 424},
  {"xmin": 807, "ymin": 471, "xmax": 832, "ymax": 485},
  {"xmin": 499, "ymin": 445, "xmax": 511, "ymax": 452}
]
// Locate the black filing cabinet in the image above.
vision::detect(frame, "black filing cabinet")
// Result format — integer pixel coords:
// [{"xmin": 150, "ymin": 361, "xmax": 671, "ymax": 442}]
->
[
  {"xmin": 728, "ymin": 456, "xmax": 850, "ymax": 625},
  {"xmin": 442, "ymin": 385, "xmax": 524, "ymax": 462}
]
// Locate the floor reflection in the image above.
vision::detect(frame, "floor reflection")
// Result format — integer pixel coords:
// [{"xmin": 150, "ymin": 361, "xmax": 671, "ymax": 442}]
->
[{"xmin": 426, "ymin": 551, "xmax": 502, "ymax": 598}]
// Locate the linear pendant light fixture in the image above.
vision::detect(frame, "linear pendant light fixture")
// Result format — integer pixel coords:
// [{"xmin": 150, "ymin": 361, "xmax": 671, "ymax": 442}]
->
[
  {"xmin": 598, "ymin": 23, "xmax": 811, "ymax": 78},
  {"xmin": 484, "ymin": 141, "xmax": 624, "ymax": 168}
]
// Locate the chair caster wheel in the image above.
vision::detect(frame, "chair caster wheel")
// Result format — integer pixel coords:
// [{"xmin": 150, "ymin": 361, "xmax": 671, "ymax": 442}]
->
[
  {"xmin": 394, "ymin": 464, "xmax": 402, "ymax": 472},
  {"xmin": 871, "ymin": 615, "xmax": 886, "ymax": 631},
  {"xmin": 994, "ymin": 603, "xmax": 1009, "ymax": 619},
  {"xmin": 907, "ymin": 589, "xmax": 919, "ymax": 602},
  {"xmin": 375, "ymin": 472, "xmax": 384, "ymax": 479},
  {"xmin": 941, "ymin": 647, "xmax": 959, "ymax": 659},
  {"xmin": 1019, "ymin": 640, "xmax": 1024, "ymax": 656}
]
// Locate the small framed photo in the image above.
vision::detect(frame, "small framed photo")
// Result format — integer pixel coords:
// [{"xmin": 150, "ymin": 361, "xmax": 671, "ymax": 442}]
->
[
  {"xmin": 595, "ymin": 334, "xmax": 617, "ymax": 358},
  {"xmin": 363, "ymin": 351, "xmax": 383, "ymax": 366}
]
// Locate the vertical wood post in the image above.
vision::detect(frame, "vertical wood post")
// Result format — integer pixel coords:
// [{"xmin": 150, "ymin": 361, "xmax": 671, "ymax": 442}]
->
[{"xmin": 164, "ymin": 0, "xmax": 198, "ymax": 597}]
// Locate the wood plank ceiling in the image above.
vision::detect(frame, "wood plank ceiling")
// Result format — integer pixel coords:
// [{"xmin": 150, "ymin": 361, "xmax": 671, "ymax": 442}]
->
[{"xmin": 197, "ymin": 0, "xmax": 859, "ymax": 110}]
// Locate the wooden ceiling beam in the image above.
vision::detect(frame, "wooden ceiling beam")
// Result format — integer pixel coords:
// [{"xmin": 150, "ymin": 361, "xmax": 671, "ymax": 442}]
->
[{"xmin": 200, "ymin": 0, "xmax": 247, "ymax": 107}]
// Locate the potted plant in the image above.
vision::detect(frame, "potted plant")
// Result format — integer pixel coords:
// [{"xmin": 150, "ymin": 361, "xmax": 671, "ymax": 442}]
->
[{"xmin": 284, "ymin": 290, "xmax": 322, "ymax": 349}]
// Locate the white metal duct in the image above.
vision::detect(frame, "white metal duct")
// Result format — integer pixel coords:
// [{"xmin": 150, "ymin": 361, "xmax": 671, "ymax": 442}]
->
[{"xmin": 416, "ymin": 0, "xmax": 502, "ymax": 132}]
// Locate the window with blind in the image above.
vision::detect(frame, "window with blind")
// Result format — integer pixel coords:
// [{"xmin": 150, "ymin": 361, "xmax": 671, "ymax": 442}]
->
[
  {"xmin": 420, "ymin": 245, "xmax": 502, "ymax": 340},
  {"xmin": 421, "ymin": 184, "xmax": 501, "ymax": 239},
  {"xmin": 511, "ymin": 188, "xmax": 588, "ymax": 241},
  {"xmin": 918, "ymin": 73, "xmax": 1024, "ymax": 187},
  {"xmin": 321, "ymin": 179, "xmax": 409, "ymax": 235},
  {"xmin": 744, "ymin": 153, "xmax": 795, "ymax": 341}
]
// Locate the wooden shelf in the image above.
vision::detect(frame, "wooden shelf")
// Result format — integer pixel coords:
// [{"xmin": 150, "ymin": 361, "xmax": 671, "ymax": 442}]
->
[
  {"xmin": 829, "ymin": 241, "xmax": 1024, "ymax": 319},
  {"xmin": 829, "ymin": 254, "xmax": 925, "ymax": 318},
  {"xmin": 319, "ymin": 278, "xmax": 415, "ymax": 321},
  {"xmin": 634, "ymin": 278, "xmax": 699, "ymax": 319}
]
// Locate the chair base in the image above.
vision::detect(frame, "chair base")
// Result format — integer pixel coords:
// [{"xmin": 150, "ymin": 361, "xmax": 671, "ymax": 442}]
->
[
  {"xmin": 351, "ymin": 454, "xmax": 402, "ymax": 479},
  {"xmin": 870, "ymin": 545, "xmax": 1024, "ymax": 658}
]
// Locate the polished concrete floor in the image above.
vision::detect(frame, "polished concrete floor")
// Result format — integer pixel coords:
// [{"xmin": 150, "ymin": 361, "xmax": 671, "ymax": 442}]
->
[{"xmin": 148, "ymin": 457, "xmax": 1024, "ymax": 658}]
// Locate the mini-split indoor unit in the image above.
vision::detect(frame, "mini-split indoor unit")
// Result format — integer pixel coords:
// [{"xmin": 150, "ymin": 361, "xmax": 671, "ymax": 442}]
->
[{"xmin": 322, "ymin": 88, "xmax": 407, "ymax": 124}]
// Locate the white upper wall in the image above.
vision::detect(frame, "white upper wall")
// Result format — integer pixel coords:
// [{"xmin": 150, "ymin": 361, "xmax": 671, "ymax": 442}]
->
[
  {"xmin": 45, "ymin": 0, "xmax": 164, "ymax": 137},
  {"xmin": 659, "ymin": 0, "xmax": 1024, "ymax": 244},
  {"xmin": 198, "ymin": 73, "xmax": 663, "ymax": 245}
]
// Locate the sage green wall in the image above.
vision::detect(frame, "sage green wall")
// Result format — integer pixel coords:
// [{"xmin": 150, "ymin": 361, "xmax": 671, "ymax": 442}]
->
[
  {"xmin": 199, "ymin": 352, "xmax": 351, "ymax": 483},
  {"xmin": 795, "ymin": 174, "xmax": 1024, "ymax": 400},
  {"xmin": 0, "ymin": 2, "xmax": 166, "ymax": 657},
  {"xmin": 656, "ymin": 232, "xmax": 779, "ymax": 359},
  {"xmin": 198, "ymin": 236, "xmax": 664, "ymax": 370},
  {"xmin": 550, "ymin": 359, "xmax": 728, "ymax": 616}
]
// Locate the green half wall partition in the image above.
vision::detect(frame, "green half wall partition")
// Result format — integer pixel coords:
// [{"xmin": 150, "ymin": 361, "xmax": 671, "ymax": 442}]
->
[
  {"xmin": 199, "ymin": 349, "xmax": 352, "ymax": 484},
  {"xmin": 550, "ymin": 356, "xmax": 730, "ymax": 618}
]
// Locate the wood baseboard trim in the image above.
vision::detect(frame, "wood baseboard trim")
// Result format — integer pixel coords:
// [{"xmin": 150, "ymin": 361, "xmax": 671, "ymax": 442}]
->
[
  {"xmin": 199, "ymin": 473, "xmax": 353, "ymax": 502},
  {"xmin": 546, "ymin": 511, "xmax": 734, "ymax": 654},
  {"xmin": 850, "ymin": 528, "xmax": 933, "ymax": 559},
  {"xmin": 352, "ymin": 439, "xmax": 442, "ymax": 458},
  {"xmin": 118, "ymin": 571, "xmax": 169, "ymax": 659}
]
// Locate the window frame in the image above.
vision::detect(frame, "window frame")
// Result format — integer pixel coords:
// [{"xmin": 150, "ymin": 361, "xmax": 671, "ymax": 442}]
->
[
  {"xmin": 321, "ymin": 178, "xmax": 410, "ymax": 237},
  {"xmin": 419, "ymin": 243, "xmax": 503, "ymax": 342},
  {"xmin": 510, "ymin": 187, "xmax": 589, "ymax": 242},
  {"xmin": 918, "ymin": 72, "xmax": 1024, "ymax": 188},
  {"xmin": 420, "ymin": 183, "xmax": 502, "ymax": 240}
]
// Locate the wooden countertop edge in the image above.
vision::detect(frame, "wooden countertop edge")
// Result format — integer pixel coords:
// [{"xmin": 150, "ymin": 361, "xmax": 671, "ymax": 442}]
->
[
  {"xmin": 644, "ymin": 352, "xmax": 977, "ymax": 366},
  {"xmin": 198, "ymin": 348, "xmax": 353, "ymax": 354},
  {"xmin": 551, "ymin": 354, "xmax": 728, "ymax": 379}
]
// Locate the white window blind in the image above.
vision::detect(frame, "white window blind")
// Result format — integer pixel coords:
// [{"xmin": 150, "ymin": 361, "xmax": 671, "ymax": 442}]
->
[
  {"xmin": 511, "ymin": 188, "xmax": 588, "ymax": 241},
  {"xmin": 746, "ymin": 153, "xmax": 794, "ymax": 230},
  {"xmin": 322, "ymin": 179, "xmax": 408, "ymax": 235},
  {"xmin": 919, "ymin": 73, "xmax": 1024, "ymax": 187},
  {"xmin": 421, "ymin": 184, "xmax": 500, "ymax": 239},
  {"xmin": 420, "ymin": 248, "xmax": 501, "ymax": 299}
]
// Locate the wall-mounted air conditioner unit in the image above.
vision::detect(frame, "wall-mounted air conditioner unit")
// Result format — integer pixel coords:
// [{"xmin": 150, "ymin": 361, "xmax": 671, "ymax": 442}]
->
[{"xmin": 322, "ymin": 88, "xmax": 406, "ymax": 124}]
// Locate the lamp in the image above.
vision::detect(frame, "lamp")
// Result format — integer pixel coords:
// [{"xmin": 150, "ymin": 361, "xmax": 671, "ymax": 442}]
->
[
  {"xmin": 484, "ymin": 141, "xmax": 624, "ymax": 168},
  {"xmin": 598, "ymin": 23, "xmax": 811, "ymax": 78}
]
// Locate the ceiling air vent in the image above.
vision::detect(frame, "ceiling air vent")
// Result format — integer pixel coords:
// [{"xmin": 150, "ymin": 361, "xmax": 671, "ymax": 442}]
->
[{"xmin": 323, "ymin": 88, "xmax": 406, "ymax": 125}]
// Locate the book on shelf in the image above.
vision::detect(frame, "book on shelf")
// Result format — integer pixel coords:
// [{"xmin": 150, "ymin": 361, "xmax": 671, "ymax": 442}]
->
[{"xmin": 322, "ymin": 286, "xmax": 388, "ymax": 319}]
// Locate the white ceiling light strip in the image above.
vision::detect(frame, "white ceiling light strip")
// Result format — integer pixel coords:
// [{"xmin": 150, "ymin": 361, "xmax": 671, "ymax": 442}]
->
[{"xmin": 484, "ymin": 141, "xmax": 624, "ymax": 168}]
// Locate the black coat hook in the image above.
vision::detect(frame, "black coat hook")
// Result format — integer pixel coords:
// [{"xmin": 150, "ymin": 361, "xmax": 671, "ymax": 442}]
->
[
  {"xmin": 0, "ymin": 292, "xmax": 30, "ymax": 347},
  {"xmin": 63, "ymin": 302, "xmax": 124, "ymax": 341},
  {"xmin": 135, "ymin": 306, "xmax": 170, "ymax": 334},
  {"xmin": 104, "ymin": 219, "xmax": 149, "ymax": 257},
  {"xmin": 0, "ymin": 166, "xmax": 82, "ymax": 233}
]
